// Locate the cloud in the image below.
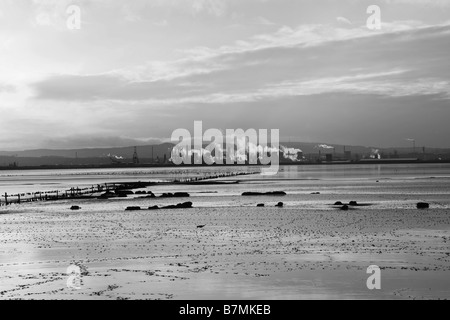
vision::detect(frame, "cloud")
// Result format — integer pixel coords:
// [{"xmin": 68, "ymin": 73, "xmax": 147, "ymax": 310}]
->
[
  {"xmin": 32, "ymin": 22, "xmax": 450, "ymax": 104},
  {"xmin": 382, "ymin": 0, "xmax": 450, "ymax": 7},
  {"xmin": 3, "ymin": 0, "xmax": 450, "ymax": 149},
  {"xmin": 42, "ymin": 135, "xmax": 164, "ymax": 149},
  {"xmin": 0, "ymin": 83, "xmax": 15, "ymax": 93}
]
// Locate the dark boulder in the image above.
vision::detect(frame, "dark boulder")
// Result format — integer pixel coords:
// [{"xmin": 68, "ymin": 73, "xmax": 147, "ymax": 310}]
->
[
  {"xmin": 340, "ymin": 205, "xmax": 349, "ymax": 211},
  {"xmin": 148, "ymin": 205, "xmax": 159, "ymax": 210},
  {"xmin": 349, "ymin": 201, "xmax": 358, "ymax": 206},
  {"xmin": 125, "ymin": 206, "xmax": 141, "ymax": 211},
  {"xmin": 160, "ymin": 192, "xmax": 190, "ymax": 198},
  {"xmin": 116, "ymin": 190, "xmax": 134, "ymax": 195},
  {"xmin": 257, "ymin": 203, "xmax": 265, "ymax": 207},
  {"xmin": 161, "ymin": 202, "xmax": 193, "ymax": 209},
  {"xmin": 160, "ymin": 193, "xmax": 174, "ymax": 198},
  {"xmin": 334, "ymin": 201, "xmax": 343, "ymax": 206},
  {"xmin": 417, "ymin": 202, "xmax": 430, "ymax": 209},
  {"xmin": 70, "ymin": 206, "xmax": 81, "ymax": 211},
  {"xmin": 174, "ymin": 192, "xmax": 190, "ymax": 197},
  {"xmin": 242, "ymin": 191, "xmax": 287, "ymax": 196},
  {"xmin": 176, "ymin": 201, "xmax": 193, "ymax": 209},
  {"xmin": 276, "ymin": 202, "xmax": 284, "ymax": 207}
]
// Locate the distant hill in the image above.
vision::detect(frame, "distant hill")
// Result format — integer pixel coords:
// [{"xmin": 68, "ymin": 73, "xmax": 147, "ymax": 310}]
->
[{"xmin": 0, "ymin": 143, "xmax": 175, "ymax": 159}]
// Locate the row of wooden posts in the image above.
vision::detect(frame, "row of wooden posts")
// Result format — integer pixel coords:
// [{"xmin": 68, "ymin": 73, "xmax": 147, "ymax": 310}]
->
[
  {"xmin": 0, "ymin": 170, "xmax": 259, "ymax": 207},
  {"xmin": 0, "ymin": 183, "xmax": 117, "ymax": 206}
]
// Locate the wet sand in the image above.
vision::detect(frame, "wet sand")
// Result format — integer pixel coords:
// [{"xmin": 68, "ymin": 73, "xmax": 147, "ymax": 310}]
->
[{"xmin": 1, "ymin": 176, "xmax": 450, "ymax": 300}]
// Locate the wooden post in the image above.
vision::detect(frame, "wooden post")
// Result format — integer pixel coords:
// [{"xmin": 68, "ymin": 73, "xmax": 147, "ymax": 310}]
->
[
  {"xmin": 17, "ymin": 194, "xmax": 21, "ymax": 204},
  {"xmin": 4, "ymin": 192, "xmax": 8, "ymax": 206}
]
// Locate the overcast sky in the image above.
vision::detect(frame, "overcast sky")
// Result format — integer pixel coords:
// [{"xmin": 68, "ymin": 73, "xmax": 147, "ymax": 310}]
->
[{"xmin": 0, "ymin": 0, "xmax": 449, "ymax": 150}]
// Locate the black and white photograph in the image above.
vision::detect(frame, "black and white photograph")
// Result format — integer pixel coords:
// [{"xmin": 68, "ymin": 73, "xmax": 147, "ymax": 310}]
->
[{"xmin": 1, "ymin": 0, "xmax": 449, "ymax": 304}]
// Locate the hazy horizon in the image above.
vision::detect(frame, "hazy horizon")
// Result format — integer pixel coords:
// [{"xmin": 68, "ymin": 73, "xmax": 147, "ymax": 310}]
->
[{"xmin": 1, "ymin": 0, "xmax": 450, "ymax": 150}]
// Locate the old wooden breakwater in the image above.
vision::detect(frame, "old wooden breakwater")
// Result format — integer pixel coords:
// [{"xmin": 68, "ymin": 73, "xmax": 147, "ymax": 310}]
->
[{"xmin": 0, "ymin": 170, "xmax": 259, "ymax": 206}]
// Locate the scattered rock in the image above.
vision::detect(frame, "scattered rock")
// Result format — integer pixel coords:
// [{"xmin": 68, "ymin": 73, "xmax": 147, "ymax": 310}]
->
[
  {"xmin": 160, "ymin": 192, "xmax": 190, "ymax": 198},
  {"xmin": 275, "ymin": 202, "xmax": 284, "ymax": 207},
  {"xmin": 257, "ymin": 203, "xmax": 265, "ymax": 207},
  {"xmin": 116, "ymin": 190, "xmax": 134, "ymax": 195},
  {"xmin": 98, "ymin": 191, "xmax": 116, "ymax": 199},
  {"xmin": 176, "ymin": 201, "xmax": 193, "ymax": 209},
  {"xmin": 125, "ymin": 206, "xmax": 141, "ymax": 211},
  {"xmin": 340, "ymin": 205, "xmax": 349, "ymax": 211},
  {"xmin": 242, "ymin": 191, "xmax": 287, "ymax": 196},
  {"xmin": 417, "ymin": 202, "xmax": 430, "ymax": 209},
  {"xmin": 197, "ymin": 225, "xmax": 206, "ymax": 229},
  {"xmin": 311, "ymin": 192, "xmax": 320, "ymax": 195},
  {"xmin": 70, "ymin": 206, "xmax": 81, "ymax": 211},
  {"xmin": 160, "ymin": 202, "xmax": 193, "ymax": 209},
  {"xmin": 139, "ymin": 192, "xmax": 156, "ymax": 199}
]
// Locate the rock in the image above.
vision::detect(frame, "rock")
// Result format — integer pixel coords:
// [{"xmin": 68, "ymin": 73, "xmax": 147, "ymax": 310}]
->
[
  {"xmin": 349, "ymin": 201, "xmax": 358, "ymax": 206},
  {"xmin": 70, "ymin": 206, "xmax": 81, "ymax": 210},
  {"xmin": 161, "ymin": 202, "xmax": 193, "ymax": 209},
  {"xmin": 116, "ymin": 190, "xmax": 134, "ymax": 195},
  {"xmin": 125, "ymin": 206, "xmax": 141, "ymax": 211},
  {"xmin": 417, "ymin": 202, "xmax": 430, "ymax": 209},
  {"xmin": 311, "ymin": 192, "xmax": 320, "ymax": 195},
  {"xmin": 148, "ymin": 205, "xmax": 159, "ymax": 210},
  {"xmin": 174, "ymin": 192, "xmax": 190, "ymax": 198},
  {"xmin": 160, "ymin": 193, "xmax": 174, "ymax": 198},
  {"xmin": 340, "ymin": 205, "xmax": 349, "ymax": 211},
  {"xmin": 276, "ymin": 202, "xmax": 284, "ymax": 207},
  {"xmin": 176, "ymin": 202, "xmax": 193, "ymax": 209},
  {"xmin": 257, "ymin": 203, "xmax": 265, "ymax": 207},
  {"xmin": 242, "ymin": 191, "xmax": 287, "ymax": 196},
  {"xmin": 334, "ymin": 201, "xmax": 343, "ymax": 206},
  {"xmin": 160, "ymin": 192, "xmax": 190, "ymax": 198},
  {"xmin": 197, "ymin": 225, "xmax": 206, "ymax": 229},
  {"xmin": 98, "ymin": 191, "xmax": 116, "ymax": 199}
]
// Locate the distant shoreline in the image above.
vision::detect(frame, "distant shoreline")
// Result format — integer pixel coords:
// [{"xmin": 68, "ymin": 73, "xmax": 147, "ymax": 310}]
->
[{"xmin": 1, "ymin": 159, "xmax": 450, "ymax": 171}]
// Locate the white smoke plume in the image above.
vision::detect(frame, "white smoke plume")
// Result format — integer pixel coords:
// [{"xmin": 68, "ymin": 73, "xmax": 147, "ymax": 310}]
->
[
  {"xmin": 370, "ymin": 149, "xmax": 381, "ymax": 159},
  {"xmin": 315, "ymin": 144, "xmax": 334, "ymax": 150},
  {"xmin": 107, "ymin": 154, "xmax": 124, "ymax": 160},
  {"xmin": 280, "ymin": 145, "xmax": 303, "ymax": 162}
]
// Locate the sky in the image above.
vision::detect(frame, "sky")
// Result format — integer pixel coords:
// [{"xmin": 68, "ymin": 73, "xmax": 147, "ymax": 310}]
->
[{"xmin": 0, "ymin": 0, "xmax": 449, "ymax": 151}]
